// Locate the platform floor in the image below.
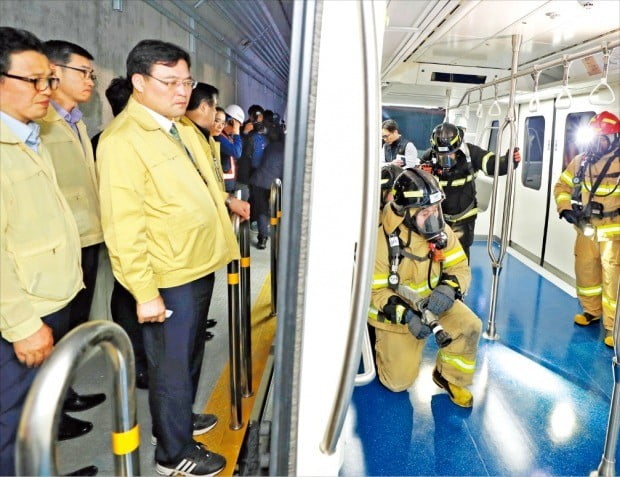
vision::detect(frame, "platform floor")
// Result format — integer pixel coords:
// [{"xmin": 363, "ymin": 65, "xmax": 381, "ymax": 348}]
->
[{"xmin": 343, "ymin": 241, "xmax": 617, "ymax": 477}]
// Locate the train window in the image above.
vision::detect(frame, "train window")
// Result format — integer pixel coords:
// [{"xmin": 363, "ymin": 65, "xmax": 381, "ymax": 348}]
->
[
  {"xmin": 522, "ymin": 116, "xmax": 545, "ymax": 190},
  {"xmin": 487, "ymin": 120, "xmax": 500, "ymax": 153},
  {"xmin": 562, "ymin": 111, "xmax": 596, "ymax": 170}
]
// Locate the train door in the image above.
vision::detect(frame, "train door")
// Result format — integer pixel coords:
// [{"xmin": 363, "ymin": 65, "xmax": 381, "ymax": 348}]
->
[{"xmin": 510, "ymin": 101, "xmax": 554, "ymax": 263}]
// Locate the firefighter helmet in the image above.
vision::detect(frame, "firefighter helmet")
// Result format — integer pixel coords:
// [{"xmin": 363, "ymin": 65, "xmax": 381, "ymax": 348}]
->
[
  {"xmin": 430, "ymin": 122, "xmax": 463, "ymax": 169},
  {"xmin": 588, "ymin": 111, "xmax": 620, "ymax": 157},
  {"xmin": 381, "ymin": 164, "xmax": 402, "ymax": 191}
]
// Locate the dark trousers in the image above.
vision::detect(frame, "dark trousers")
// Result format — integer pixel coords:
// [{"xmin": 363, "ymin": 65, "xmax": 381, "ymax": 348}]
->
[
  {"xmin": 111, "ymin": 280, "xmax": 147, "ymax": 376},
  {"xmin": 250, "ymin": 185, "xmax": 270, "ymax": 239},
  {"xmin": 142, "ymin": 274, "xmax": 215, "ymax": 463},
  {"xmin": 449, "ymin": 219, "xmax": 475, "ymax": 263},
  {"xmin": 69, "ymin": 244, "xmax": 100, "ymax": 329},
  {"xmin": 0, "ymin": 306, "xmax": 71, "ymax": 476}
]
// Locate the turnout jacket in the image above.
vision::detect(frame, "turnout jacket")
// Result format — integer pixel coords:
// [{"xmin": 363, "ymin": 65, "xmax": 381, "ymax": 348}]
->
[
  {"xmin": 554, "ymin": 149, "xmax": 620, "ymax": 242},
  {"xmin": 97, "ymin": 98, "xmax": 240, "ymax": 304},
  {"xmin": 369, "ymin": 205, "xmax": 470, "ymax": 333},
  {"xmin": 38, "ymin": 106, "xmax": 103, "ymax": 247},
  {"xmin": 420, "ymin": 143, "xmax": 513, "ymax": 224},
  {"xmin": 0, "ymin": 121, "xmax": 82, "ymax": 342}
]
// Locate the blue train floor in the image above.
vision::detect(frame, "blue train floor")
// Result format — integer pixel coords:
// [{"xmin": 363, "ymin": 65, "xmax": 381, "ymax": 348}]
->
[{"xmin": 342, "ymin": 241, "xmax": 617, "ymax": 477}]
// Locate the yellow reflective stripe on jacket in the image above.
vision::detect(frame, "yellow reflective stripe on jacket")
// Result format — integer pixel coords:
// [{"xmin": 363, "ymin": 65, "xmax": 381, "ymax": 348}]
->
[
  {"xmin": 481, "ymin": 152, "xmax": 494, "ymax": 173},
  {"xmin": 372, "ymin": 274, "xmax": 389, "ymax": 289},
  {"xmin": 596, "ymin": 223, "xmax": 620, "ymax": 241},
  {"xmin": 582, "ymin": 182, "xmax": 620, "ymax": 197},
  {"xmin": 401, "ymin": 277, "xmax": 440, "ymax": 298},
  {"xmin": 438, "ymin": 173, "xmax": 476, "ymax": 188},
  {"xmin": 443, "ymin": 247, "xmax": 468, "ymax": 267},
  {"xmin": 368, "ymin": 306, "xmax": 378, "ymax": 320},
  {"xmin": 602, "ymin": 294, "xmax": 617, "ymax": 314},
  {"xmin": 576, "ymin": 284, "xmax": 603, "ymax": 297},
  {"xmin": 447, "ymin": 207, "xmax": 479, "ymax": 223},
  {"xmin": 555, "ymin": 192, "xmax": 571, "ymax": 204},
  {"xmin": 560, "ymin": 169, "xmax": 574, "ymax": 187},
  {"xmin": 439, "ymin": 350, "xmax": 476, "ymax": 374}
]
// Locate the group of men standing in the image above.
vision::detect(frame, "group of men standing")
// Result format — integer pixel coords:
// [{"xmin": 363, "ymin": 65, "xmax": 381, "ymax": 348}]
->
[{"xmin": 1, "ymin": 27, "xmax": 249, "ymax": 477}]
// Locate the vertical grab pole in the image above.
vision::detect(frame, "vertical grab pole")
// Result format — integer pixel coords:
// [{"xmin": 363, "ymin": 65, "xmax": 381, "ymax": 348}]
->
[
  {"xmin": 591, "ymin": 281, "xmax": 620, "ymax": 477},
  {"xmin": 16, "ymin": 322, "xmax": 139, "ymax": 476},
  {"xmin": 270, "ymin": 179, "xmax": 282, "ymax": 316},
  {"xmin": 483, "ymin": 34, "xmax": 521, "ymax": 341},
  {"xmin": 239, "ymin": 215, "xmax": 253, "ymax": 398},
  {"xmin": 227, "ymin": 208, "xmax": 244, "ymax": 430}
]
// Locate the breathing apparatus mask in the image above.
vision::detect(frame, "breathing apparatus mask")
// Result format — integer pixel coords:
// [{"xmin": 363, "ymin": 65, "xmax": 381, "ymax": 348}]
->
[{"xmin": 584, "ymin": 111, "xmax": 620, "ymax": 161}]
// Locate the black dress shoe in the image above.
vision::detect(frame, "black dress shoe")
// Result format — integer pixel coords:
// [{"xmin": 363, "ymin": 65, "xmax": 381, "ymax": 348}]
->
[
  {"xmin": 136, "ymin": 371, "xmax": 149, "ymax": 390},
  {"xmin": 65, "ymin": 465, "xmax": 98, "ymax": 476},
  {"xmin": 205, "ymin": 319, "xmax": 217, "ymax": 329},
  {"xmin": 257, "ymin": 237, "xmax": 267, "ymax": 249},
  {"xmin": 64, "ymin": 392, "xmax": 106, "ymax": 412},
  {"xmin": 205, "ymin": 330, "xmax": 214, "ymax": 341},
  {"xmin": 58, "ymin": 413, "xmax": 93, "ymax": 441}
]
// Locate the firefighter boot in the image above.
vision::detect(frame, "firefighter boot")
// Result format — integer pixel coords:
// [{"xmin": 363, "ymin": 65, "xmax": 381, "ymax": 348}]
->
[
  {"xmin": 574, "ymin": 312, "xmax": 600, "ymax": 326},
  {"xmin": 432, "ymin": 368, "xmax": 473, "ymax": 408},
  {"xmin": 604, "ymin": 330, "xmax": 614, "ymax": 348}
]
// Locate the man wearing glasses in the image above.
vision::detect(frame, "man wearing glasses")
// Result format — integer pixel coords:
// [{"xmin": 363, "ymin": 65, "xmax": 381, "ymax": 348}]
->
[
  {"xmin": 97, "ymin": 39, "xmax": 239, "ymax": 477},
  {"xmin": 381, "ymin": 118, "xmax": 419, "ymax": 168},
  {"xmin": 0, "ymin": 27, "xmax": 83, "ymax": 476},
  {"xmin": 38, "ymin": 41, "xmax": 107, "ymax": 436}
]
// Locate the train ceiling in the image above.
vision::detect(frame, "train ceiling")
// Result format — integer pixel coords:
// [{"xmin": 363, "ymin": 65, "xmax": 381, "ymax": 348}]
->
[{"xmin": 381, "ymin": 0, "xmax": 620, "ymax": 108}]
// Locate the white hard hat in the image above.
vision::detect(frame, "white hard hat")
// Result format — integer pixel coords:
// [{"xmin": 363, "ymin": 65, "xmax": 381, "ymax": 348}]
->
[
  {"xmin": 455, "ymin": 116, "xmax": 468, "ymax": 130},
  {"xmin": 225, "ymin": 104, "xmax": 245, "ymax": 123}
]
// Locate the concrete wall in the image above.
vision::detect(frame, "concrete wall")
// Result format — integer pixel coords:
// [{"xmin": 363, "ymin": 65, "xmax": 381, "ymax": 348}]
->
[{"xmin": 0, "ymin": 0, "xmax": 288, "ymax": 134}]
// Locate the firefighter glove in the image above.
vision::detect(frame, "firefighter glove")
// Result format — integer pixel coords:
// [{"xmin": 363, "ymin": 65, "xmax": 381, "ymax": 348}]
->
[
  {"xmin": 404, "ymin": 308, "xmax": 432, "ymax": 339},
  {"xmin": 560, "ymin": 209, "xmax": 579, "ymax": 225},
  {"xmin": 426, "ymin": 284, "xmax": 456, "ymax": 316},
  {"xmin": 383, "ymin": 295, "xmax": 411, "ymax": 324}
]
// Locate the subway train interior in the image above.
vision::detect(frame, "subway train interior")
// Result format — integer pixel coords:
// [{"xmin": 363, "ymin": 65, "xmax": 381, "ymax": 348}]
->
[{"xmin": 2, "ymin": 0, "xmax": 620, "ymax": 476}]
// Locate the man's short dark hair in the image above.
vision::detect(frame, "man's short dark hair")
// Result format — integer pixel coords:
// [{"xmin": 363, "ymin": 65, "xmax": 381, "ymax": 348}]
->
[
  {"xmin": 42, "ymin": 40, "xmax": 94, "ymax": 64},
  {"xmin": 0, "ymin": 27, "xmax": 44, "ymax": 76},
  {"xmin": 248, "ymin": 104, "xmax": 264, "ymax": 121},
  {"xmin": 105, "ymin": 77, "xmax": 132, "ymax": 116},
  {"xmin": 126, "ymin": 39, "xmax": 191, "ymax": 78},
  {"xmin": 187, "ymin": 82, "xmax": 218, "ymax": 111},
  {"xmin": 382, "ymin": 119, "xmax": 399, "ymax": 132}
]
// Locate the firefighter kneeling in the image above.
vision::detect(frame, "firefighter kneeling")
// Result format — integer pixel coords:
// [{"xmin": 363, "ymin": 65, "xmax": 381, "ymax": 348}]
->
[{"xmin": 369, "ymin": 168, "xmax": 481, "ymax": 407}]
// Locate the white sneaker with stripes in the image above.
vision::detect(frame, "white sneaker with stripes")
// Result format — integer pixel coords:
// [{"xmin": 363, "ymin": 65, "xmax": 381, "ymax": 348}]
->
[{"xmin": 156, "ymin": 443, "xmax": 225, "ymax": 476}]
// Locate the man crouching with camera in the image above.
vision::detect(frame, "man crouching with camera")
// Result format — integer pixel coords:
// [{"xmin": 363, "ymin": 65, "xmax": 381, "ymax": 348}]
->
[{"xmin": 368, "ymin": 168, "xmax": 481, "ymax": 408}]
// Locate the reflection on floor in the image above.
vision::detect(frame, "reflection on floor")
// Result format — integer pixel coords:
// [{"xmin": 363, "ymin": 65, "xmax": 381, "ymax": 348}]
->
[{"xmin": 343, "ymin": 241, "xmax": 617, "ymax": 477}]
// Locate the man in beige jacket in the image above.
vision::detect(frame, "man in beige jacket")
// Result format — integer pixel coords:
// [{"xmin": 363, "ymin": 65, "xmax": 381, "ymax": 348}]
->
[
  {"xmin": 0, "ymin": 27, "xmax": 83, "ymax": 476},
  {"xmin": 97, "ymin": 39, "xmax": 245, "ymax": 477}
]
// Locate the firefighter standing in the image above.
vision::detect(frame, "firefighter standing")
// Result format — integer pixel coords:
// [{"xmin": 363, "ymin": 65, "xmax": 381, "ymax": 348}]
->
[
  {"xmin": 553, "ymin": 111, "xmax": 620, "ymax": 347},
  {"xmin": 369, "ymin": 168, "xmax": 481, "ymax": 407},
  {"xmin": 419, "ymin": 122, "xmax": 520, "ymax": 261}
]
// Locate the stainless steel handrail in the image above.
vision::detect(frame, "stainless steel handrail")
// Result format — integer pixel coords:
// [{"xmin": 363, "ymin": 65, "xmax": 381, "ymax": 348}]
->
[
  {"xmin": 270, "ymin": 179, "xmax": 282, "ymax": 317},
  {"xmin": 227, "ymin": 191, "xmax": 244, "ymax": 430},
  {"xmin": 320, "ymin": 0, "xmax": 380, "ymax": 454},
  {"xmin": 16, "ymin": 321, "xmax": 139, "ymax": 476},
  {"xmin": 592, "ymin": 280, "xmax": 620, "ymax": 477},
  {"xmin": 354, "ymin": 325, "xmax": 376, "ymax": 386},
  {"xmin": 483, "ymin": 34, "xmax": 521, "ymax": 341}
]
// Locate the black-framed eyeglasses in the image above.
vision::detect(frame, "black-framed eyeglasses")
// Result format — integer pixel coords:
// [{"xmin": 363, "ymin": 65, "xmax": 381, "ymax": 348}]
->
[
  {"xmin": 382, "ymin": 134, "xmax": 390, "ymax": 140},
  {"xmin": 1, "ymin": 72, "xmax": 60, "ymax": 91},
  {"xmin": 145, "ymin": 74, "xmax": 197, "ymax": 90},
  {"xmin": 55, "ymin": 64, "xmax": 97, "ymax": 81}
]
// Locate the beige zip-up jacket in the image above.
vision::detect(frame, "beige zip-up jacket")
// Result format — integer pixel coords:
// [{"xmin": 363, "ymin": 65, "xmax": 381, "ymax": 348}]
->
[
  {"xmin": 0, "ymin": 120, "xmax": 83, "ymax": 342},
  {"xmin": 38, "ymin": 106, "xmax": 103, "ymax": 247}
]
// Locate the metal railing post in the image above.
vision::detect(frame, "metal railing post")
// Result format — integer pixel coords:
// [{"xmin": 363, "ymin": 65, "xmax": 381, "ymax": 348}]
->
[
  {"xmin": 591, "ymin": 280, "xmax": 620, "ymax": 477},
  {"xmin": 228, "ymin": 205, "xmax": 244, "ymax": 430},
  {"xmin": 16, "ymin": 321, "xmax": 139, "ymax": 476},
  {"xmin": 239, "ymin": 217, "xmax": 253, "ymax": 398},
  {"xmin": 483, "ymin": 34, "xmax": 521, "ymax": 341},
  {"xmin": 270, "ymin": 179, "xmax": 282, "ymax": 316}
]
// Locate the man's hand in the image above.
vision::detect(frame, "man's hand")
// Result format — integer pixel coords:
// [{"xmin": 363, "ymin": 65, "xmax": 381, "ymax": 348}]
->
[
  {"xmin": 229, "ymin": 197, "xmax": 251, "ymax": 221},
  {"xmin": 243, "ymin": 122, "xmax": 254, "ymax": 134},
  {"xmin": 137, "ymin": 295, "xmax": 166, "ymax": 323},
  {"xmin": 13, "ymin": 323, "xmax": 54, "ymax": 367}
]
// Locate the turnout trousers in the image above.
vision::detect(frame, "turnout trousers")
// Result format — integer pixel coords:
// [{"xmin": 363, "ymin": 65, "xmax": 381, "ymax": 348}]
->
[
  {"xmin": 374, "ymin": 300, "xmax": 481, "ymax": 392},
  {"xmin": 142, "ymin": 274, "xmax": 215, "ymax": 464},
  {"xmin": 574, "ymin": 234, "xmax": 620, "ymax": 331},
  {"xmin": 0, "ymin": 306, "xmax": 71, "ymax": 476}
]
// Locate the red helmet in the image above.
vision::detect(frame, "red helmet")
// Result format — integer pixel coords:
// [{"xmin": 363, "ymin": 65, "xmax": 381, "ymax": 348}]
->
[{"xmin": 588, "ymin": 111, "xmax": 619, "ymax": 157}]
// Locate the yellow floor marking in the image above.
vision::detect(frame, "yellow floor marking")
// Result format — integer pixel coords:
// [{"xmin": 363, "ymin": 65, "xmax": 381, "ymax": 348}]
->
[{"xmin": 196, "ymin": 274, "xmax": 276, "ymax": 476}]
